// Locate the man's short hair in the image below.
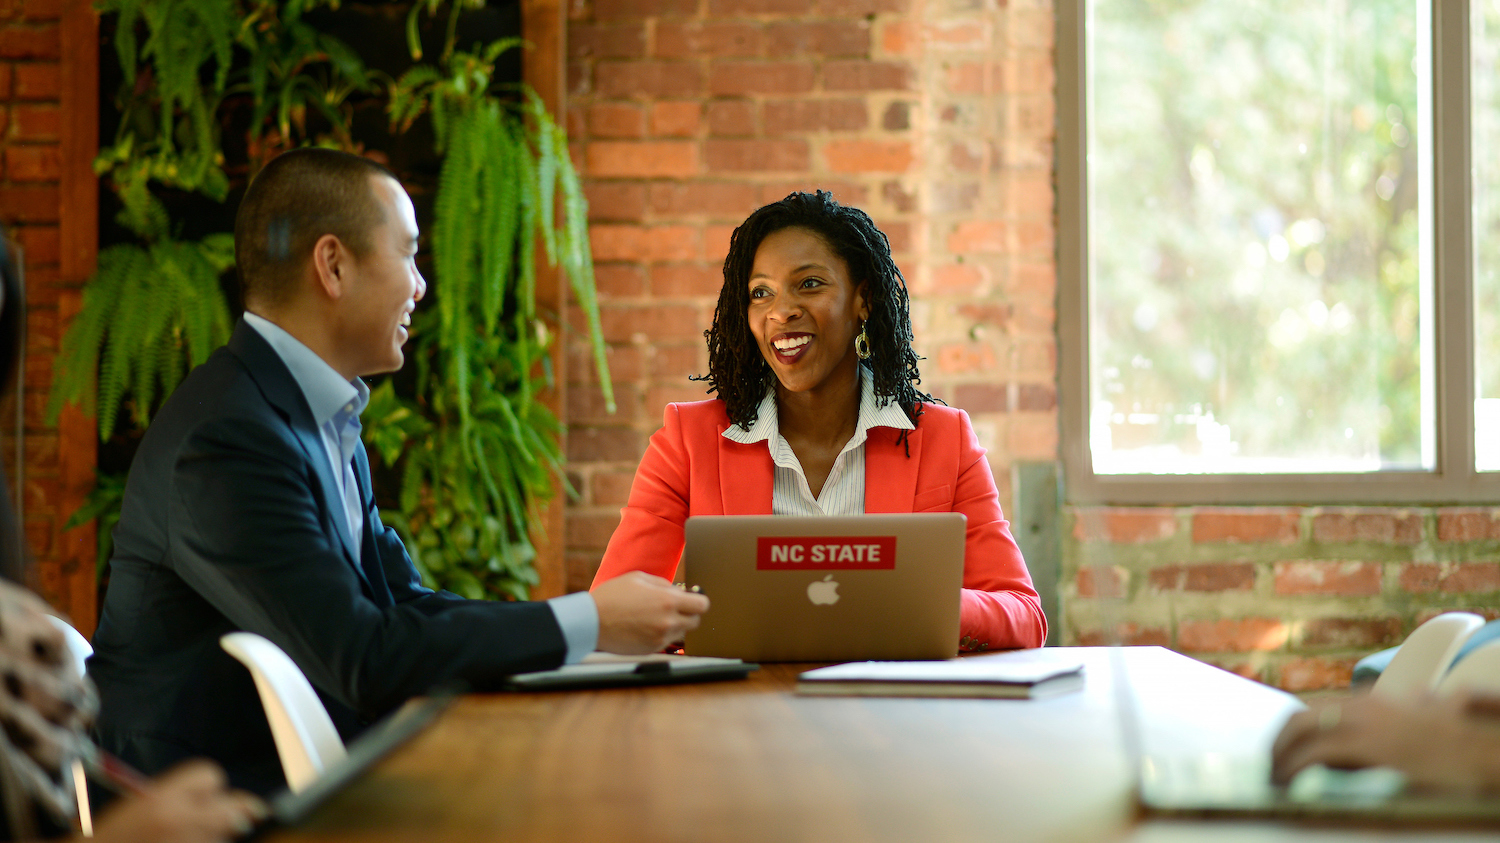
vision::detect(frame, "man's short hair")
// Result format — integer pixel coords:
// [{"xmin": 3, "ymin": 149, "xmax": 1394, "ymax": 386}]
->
[{"xmin": 234, "ymin": 148, "xmax": 395, "ymax": 307}]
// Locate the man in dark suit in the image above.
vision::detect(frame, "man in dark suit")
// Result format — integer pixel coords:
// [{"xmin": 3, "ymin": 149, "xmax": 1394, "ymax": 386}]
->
[{"xmin": 87, "ymin": 148, "xmax": 708, "ymax": 795}]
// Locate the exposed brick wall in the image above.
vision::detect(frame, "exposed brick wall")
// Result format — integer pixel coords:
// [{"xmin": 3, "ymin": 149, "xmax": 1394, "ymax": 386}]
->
[
  {"xmin": 563, "ymin": 0, "xmax": 1058, "ymax": 593},
  {"xmin": 0, "ymin": 0, "xmax": 95, "ymax": 631},
  {"xmin": 1066, "ymin": 506, "xmax": 1500, "ymax": 692},
  {"xmin": 562, "ymin": 1, "xmax": 1479, "ymax": 698}
]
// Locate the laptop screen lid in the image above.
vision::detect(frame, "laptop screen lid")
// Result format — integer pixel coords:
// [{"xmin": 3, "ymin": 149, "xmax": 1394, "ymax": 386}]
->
[{"xmin": 682, "ymin": 513, "xmax": 965, "ymax": 662}]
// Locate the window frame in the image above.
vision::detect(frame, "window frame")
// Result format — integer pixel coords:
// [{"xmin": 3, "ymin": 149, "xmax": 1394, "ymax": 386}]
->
[{"xmin": 1056, "ymin": 0, "xmax": 1496, "ymax": 504}]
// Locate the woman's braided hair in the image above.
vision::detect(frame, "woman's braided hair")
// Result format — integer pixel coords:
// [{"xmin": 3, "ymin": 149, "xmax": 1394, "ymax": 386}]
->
[{"xmin": 695, "ymin": 190, "xmax": 931, "ymax": 433}]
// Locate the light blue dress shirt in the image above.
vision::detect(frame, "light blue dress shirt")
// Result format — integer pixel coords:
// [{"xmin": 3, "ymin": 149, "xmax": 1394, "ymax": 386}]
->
[{"xmin": 243, "ymin": 313, "xmax": 598, "ymax": 662}]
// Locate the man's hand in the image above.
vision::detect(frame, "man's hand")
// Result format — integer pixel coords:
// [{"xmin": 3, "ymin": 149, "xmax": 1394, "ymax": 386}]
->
[
  {"xmin": 592, "ymin": 572, "xmax": 710, "ymax": 655},
  {"xmin": 1270, "ymin": 692, "xmax": 1500, "ymax": 794}
]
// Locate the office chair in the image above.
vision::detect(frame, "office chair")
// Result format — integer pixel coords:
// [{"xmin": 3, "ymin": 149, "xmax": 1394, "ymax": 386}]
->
[
  {"xmin": 43, "ymin": 615, "xmax": 92, "ymax": 837},
  {"xmin": 219, "ymin": 632, "xmax": 346, "ymax": 792},
  {"xmin": 1371, "ymin": 612, "xmax": 1485, "ymax": 699}
]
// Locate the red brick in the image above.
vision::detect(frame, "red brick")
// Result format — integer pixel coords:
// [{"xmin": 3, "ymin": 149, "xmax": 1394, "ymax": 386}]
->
[
  {"xmin": 946, "ymin": 220, "xmax": 1006, "ymax": 254},
  {"xmin": 881, "ymin": 101, "xmax": 910, "ymax": 131},
  {"xmin": 652, "ymin": 263, "xmax": 720, "ymax": 297},
  {"xmin": 568, "ymin": 511, "xmax": 622, "ymax": 549},
  {"xmin": 569, "ymin": 344, "xmax": 645, "ymax": 385},
  {"xmin": 648, "ymin": 181, "xmax": 760, "ymax": 217},
  {"xmin": 10, "ymin": 102, "xmax": 54, "ymax": 140},
  {"xmin": 14, "ymin": 223, "xmax": 56, "ymax": 264},
  {"xmin": 645, "ymin": 384, "xmax": 713, "ymax": 411},
  {"xmin": 0, "ymin": 183, "xmax": 55, "ymax": 222},
  {"xmin": 1279, "ymin": 656, "xmax": 1357, "ymax": 693},
  {"xmin": 922, "ymin": 263, "xmax": 985, "ymax": 295},
  {"xmin": 823, "ymin": 59, "xmax": 912, "ymax": 91},
  {"xmin": 12, "ymin": 60, "xmax": 54, "ymax": 99},
  {"xmin": 592, "ymin": 0, "xmax": 697, "ymax": 19},
  {"xmin": 763, "ymin": 99, "xmax": 867, "ymax": 133},
  {"xmin": 588, "ymin": 102, "xmax": 645, "ymax": 138},
  {"xmin": 1075, "ymin": 565, "xmax": 1126, "ymax": 599},
  {"xmin": 1178, "ymin": 618, "xmax": 1288, "ymax": 653},
  {"xmin": 0, "ymin": 64, "xmax": 14, "ymax": 99},
  {"xmin": 1007, "ymin": 10, "xmax": 1055, "ymax": 51},
  {"xmin": 935, "ymin": 342, "xmax": 997, "ymax": 374},
  {"xmin": 1273, "ymin": 561, "xmax": 1381, "ymax": 596},
  {"xmin": 823, "ymin": 139, "xmax": 911, "ymax": 173},
  {"xmin": 566, "ymin": 550, "xmax": 605, "ymax": 594},
  {"xmin": 952, "ymin": 384, "xmax": 1007, "ymax": 414},
  {"xmin": 655, "ymin": 21, "xmax": 761, "ymax": 59},
  {"xmin": 1006, "ymin": 414, "xmax": 1057, "ymax": 460},
  {"xmin": 4, "ymin": 145, "xmax": 56, "ymax": 181},
  {"xmin": 599, "ymin": 303, "xmax": 704, "ymax": 343},
  {"xmin": 1415, "ymin": 607, "xmax": 1500, "ymax": 625},
  {"xmin": 880, "ymin": 20, "xmax": 914, "ymax": 56},
  {"xmin": 946, "ymin": 61, "xmax": 996, "ymax": 95},
  {"xmin": 590, "ymin": 225, "xmax": 699, "ymax": 262},
  {"xmin": 1016, "ymin": 384, "xmax": 1056, "ymax": 412},
  {"xmin": 21, "ymin": 0, "xmax": 60, "ymax": 20},
  {"xmin": 1300, "ymin": 617, "xmax": 1404, "ymax": 650},
  {"xmin": 584, "ymin": 182, "xmax": 647, "ymax": 221},
  {"xmin": 1313, "ymin": 510, "xmax": 1422, "ymax": 545},
  {"xmin": 1400, "ymin": 562, "xmax": 1500, "ymax": 594},
  {"xmin": 764, "ymin": 20, "xmax": 871, "ymax": 57},
  {"xmin": 818, "ymin": 0, "xmax": 909, "ymax": 13},
  {"xmin": 1014, "ymin": 221, "xmax": 1053, "ymax": 253},
  {"xmin": 0, "ymin": 25, "xmax": 55, "ymax": 59},
  {"xmin": 1071, "ymin": 508, "xmax": 1179, "ymax": 544},
  {"xmin": 590, "ymin": 264, "xmax": 647, "ymax": 297},
  {"xmin": 591, "ymin": 470, "xmax": 637, "ymax": 507},
  {"xmin": 650, "ymin": 101, "xmax": 700, "ymax": 137},
  {"xmin": 568, "ymin": 426, "xmax": 646, "ymax": 462},
  {"xmin": 955, "ymin": 302, "xmax": 1013, "ymax": 331},
  {"xmin": 569, "ymin": 23, "xmax": 648, "ymax": 60},
  {"xmin": 927, "ymin": 20, "xmax": 988, "ymax": 50},
  {"xmin": 23, "ymin": 516, "xmax": 49, "ymax": 557},
  {"xmin": 1007, "ymin": 173, "xmax": 1054, "ymax": 218},
  {"xmin": 1002, "ymin": 54, "xmax": 1056, "ymax": 96},
  {"xmin": 702, "ymin": 224, "xmax": 736, "ymax": 261},
  {"xmin": 568, "ymin": 383, "xmax": 638, "ymax": 424},
  {"xmin": 596, "ymin": 61, "xmax": 704, "ymax": 99},
  {"xmin": 708, "ymin": 0, "xmax": 803, "ymax": 13},
  {"xmin": 708, "ymin": 61, "xmax": 815, "ymax": 97},
  {"xmin": 1149, "ymin": 563, "xmax": 1255, "ymax": 593},
  {"xmin": 1437, "ymin": 508, "xmax": 1500, "ymax": 542},
  {"xmin": 949, "ymin": 140, "xmax": 990, "ymax": 172},
  {"xmin": 1192, "ymin": 509, "xmax": 1301, "ymax": 544},
  {"xmin": 704, "ymin": 139, "xmax": 808, "ymax": 172},
  {"xmin": 706, "ymin": 100, "xmax": 757, "ymax": 136},
  {"xmin": 585, "ymin": 141, "xmax": 697, "ymax": 178},
  {"xmin": 759, "ymin": 180, "xmax": 868, "ymax": 205},
  {"xmin": 1075, "ymin": 624, "xmax": 1170, "ymax": 647}
]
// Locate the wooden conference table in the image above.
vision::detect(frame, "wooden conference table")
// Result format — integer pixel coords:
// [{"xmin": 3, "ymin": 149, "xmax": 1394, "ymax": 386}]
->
[{"xmin": 265, "ymin": 647, "xmax": 1499, "ymax": 843}]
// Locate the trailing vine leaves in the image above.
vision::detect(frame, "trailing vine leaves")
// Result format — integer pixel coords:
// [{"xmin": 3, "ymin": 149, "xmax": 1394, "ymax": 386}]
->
[{"xmin": 375, "ymin": 39, "xmax": 611, "ymax": 600}]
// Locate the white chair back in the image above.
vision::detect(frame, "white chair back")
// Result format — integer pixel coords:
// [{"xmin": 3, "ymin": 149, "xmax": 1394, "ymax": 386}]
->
[
  {"xmin": 219, "ymin": 632, "xmax": 346, "ymax": 792},
  {"xmin": 43, "ymin": 615, "xmax": 92, "ymax": 837},
  {"xmin": 1372, "ymin": 611, "xmax": 1485, "ymax": 699},
  {"xmin": 1437, "ymin": 638, "xmax": 1500, "ymax": 697}
]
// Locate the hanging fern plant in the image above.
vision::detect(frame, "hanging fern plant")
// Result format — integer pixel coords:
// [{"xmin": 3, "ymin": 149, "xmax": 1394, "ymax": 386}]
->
[
  {"xmin": 51, "ymin": 0, "xmax": 612, "ymax": 601},
  {"xmin": 373, "ymin": 36, "xmax": 611, "ymax": 600}
]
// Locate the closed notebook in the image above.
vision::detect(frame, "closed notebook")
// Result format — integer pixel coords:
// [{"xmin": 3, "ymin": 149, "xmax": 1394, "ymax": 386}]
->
[{"xmin": 797, "ymin": 650, "xmax": 1085, "ymax": 699}]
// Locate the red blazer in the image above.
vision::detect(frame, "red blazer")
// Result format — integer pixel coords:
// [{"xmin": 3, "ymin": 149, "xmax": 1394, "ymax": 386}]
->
[{"xmin": 591, "ymin": 399, "xmax": 1047, "ymax": 651}]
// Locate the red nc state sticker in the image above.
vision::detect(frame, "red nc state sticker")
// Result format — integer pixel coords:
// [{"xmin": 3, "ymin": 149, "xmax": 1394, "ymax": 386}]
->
[{"xmin": 756, "ymin": 536, "xmax": 897, "ymax": 570}]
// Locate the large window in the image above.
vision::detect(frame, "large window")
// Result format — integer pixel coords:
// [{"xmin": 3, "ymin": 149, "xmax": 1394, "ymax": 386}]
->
[{"xmin": 1059, "ymin": 1, "xmax": 1500, "ymax": 502}]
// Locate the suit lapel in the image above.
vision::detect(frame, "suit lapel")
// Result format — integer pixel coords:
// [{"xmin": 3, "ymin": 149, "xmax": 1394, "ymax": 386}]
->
[
  {"xmin": 352, "ymin": 447, "xmax": 394, "ymax": 607},
  {"xmin": 227, "ymin": 322, "xmax": 371, "ymax": 589},
  {"xmin": 864, "ymin": 425, "xmax": 922, "ymax": 513},
  {"xmin": 718, "ymin": 427, "xmax": 774, "ymax": 516}
]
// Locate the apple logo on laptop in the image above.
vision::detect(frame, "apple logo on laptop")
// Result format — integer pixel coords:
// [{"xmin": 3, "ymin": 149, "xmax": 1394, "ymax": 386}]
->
[{"xmin": 807, "ymin": 574, "xmax": 840, "ymax": 606}]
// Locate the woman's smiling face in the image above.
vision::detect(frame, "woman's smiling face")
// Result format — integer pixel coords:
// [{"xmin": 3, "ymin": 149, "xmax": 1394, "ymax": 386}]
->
[{"xmin": 746, "ymin": 226, "xmax": 868, "ymax": 397}]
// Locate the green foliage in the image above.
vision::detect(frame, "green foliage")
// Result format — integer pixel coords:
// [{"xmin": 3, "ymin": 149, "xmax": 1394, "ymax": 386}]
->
[
  {"xmin": 62, "ymin": 472, "xmax": 127, "ymax": 575},
  {"xmin": 372, "ymin": 38, "xmax": 609, "ymax": 600},
  {"xmin": 49, "ymin": 236, "xmax": 234, "ymax": 441},
  {"xmin": 53, "ymin": 1, "xmax": 610, "ymax": 601}
]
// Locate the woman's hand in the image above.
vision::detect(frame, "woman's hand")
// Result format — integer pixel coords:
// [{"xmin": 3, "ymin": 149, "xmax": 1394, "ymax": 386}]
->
[
  {"xmin": 1271, "ymin": 691, "xmax": 1500, "ymax": 795},
  {"xmin": 89, "ymin": 760, "xmax": 266, "ymax": 843}
]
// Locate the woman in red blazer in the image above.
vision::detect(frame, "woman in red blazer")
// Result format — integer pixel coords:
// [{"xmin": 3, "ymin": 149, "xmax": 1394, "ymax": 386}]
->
[{"xmin": 592, "ymin": 192, "xmax": 1047, "ymax": 651}]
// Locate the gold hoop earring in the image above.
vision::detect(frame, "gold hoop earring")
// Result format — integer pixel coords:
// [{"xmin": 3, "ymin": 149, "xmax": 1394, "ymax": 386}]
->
[{"xmin": 855, "ymin": 321, "xmax": 872, "ymax": 360}]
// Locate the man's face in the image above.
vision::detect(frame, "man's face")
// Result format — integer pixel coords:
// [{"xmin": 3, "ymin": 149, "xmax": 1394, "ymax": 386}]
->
[{"xmin": 338, "ymin": 175, "xmax": 426, "ymax": 377}]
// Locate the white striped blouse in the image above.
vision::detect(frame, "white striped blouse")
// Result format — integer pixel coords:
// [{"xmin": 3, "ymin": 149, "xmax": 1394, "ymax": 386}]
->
[{"xmin": 720, "ymin": 369, "xmax": 915, "ymax": 516}]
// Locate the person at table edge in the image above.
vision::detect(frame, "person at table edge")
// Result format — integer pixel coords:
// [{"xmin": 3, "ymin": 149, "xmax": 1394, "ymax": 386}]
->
[
  {"xmin": 590, "ymin": 191, "xmax": 1046, "ymax": 652},
  {"xmin": 86, "ymin": 148, "xmax": 709, "ymax": 795}
]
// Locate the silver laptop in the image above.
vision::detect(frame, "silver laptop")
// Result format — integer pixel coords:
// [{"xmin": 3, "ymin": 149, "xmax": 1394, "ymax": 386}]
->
[{"xmin": 681, "ymin": 513, "xmax": 965, "ymax": 662}]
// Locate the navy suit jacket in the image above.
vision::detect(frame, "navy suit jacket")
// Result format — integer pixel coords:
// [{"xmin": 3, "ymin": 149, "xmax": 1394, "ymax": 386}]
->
[{"xmin": 88, "ymin": 321, "xmax": 567, "ymax": 794}]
